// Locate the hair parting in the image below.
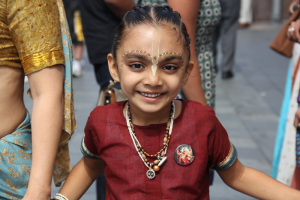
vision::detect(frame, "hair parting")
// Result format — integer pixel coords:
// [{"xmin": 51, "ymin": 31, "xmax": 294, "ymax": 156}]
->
[{"xmin": 111, "ymin": 5, "xmax": 191, "ymax": 64}]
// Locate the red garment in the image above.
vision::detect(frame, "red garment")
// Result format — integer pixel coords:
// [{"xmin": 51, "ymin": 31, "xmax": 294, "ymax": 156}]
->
[{"xmin": 84, "ymin": 100, "xmax": 233, "ymax": 200}]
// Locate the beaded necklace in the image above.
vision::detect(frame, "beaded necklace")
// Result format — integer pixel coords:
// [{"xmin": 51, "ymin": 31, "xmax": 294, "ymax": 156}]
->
[{"xmin": 125, "ymin": 101, "xmax": 175, "ymax": 179}]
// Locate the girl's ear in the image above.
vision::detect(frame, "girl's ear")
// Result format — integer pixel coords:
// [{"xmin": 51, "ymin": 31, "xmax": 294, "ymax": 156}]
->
[
  {"xmin": 108, "ymin": 53, "xmax": 121, "ymax": 82},
  {"xmin": 181, "ymin": 61, "xmax": 194, "ymax": 86}
]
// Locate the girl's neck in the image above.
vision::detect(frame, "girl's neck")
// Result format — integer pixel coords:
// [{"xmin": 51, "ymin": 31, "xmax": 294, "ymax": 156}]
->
[{"xmin": 124, "ymin": 100, "xmax": 182, "ymax": 126}]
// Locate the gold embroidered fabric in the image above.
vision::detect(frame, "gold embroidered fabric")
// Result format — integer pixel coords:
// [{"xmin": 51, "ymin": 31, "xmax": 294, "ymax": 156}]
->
[
  {"xmin": 0, "ymin": 0, "xmax": 64, "ymax": 74},
  {"xmin": 80, "ymin": 135, "xmax": 100, "ymax": 159},
  {"xmin": 22, "ymin": 48, "xmax": 65, "ymax": 75},
  {"xmin": 211, "ymin": 143, "xmax": 237, "ymax": 171},
  {"xmin": 216, "ymin": 143, "xmax": 234, "ymax": 168},
  {"xmin": 0, "ymin": 0, "xmax": 76, "ymax": 187},
  {"xmin": 0, "ymin": 112, "xmax": 32, "ymax": 199}
]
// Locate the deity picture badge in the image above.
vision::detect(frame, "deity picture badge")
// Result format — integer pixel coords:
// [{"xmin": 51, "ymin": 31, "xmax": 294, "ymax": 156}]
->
[{"xmin": 174, "ymin": 144, "xmax": 195, "ymax": 166}]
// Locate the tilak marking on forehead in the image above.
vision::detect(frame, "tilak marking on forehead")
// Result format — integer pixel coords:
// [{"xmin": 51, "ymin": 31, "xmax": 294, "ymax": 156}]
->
[
  {"xmin": 151, "ymin": 40, "xmax": 159, "ymax": 76},
  {"xmin": 150, "ymin": 29, "xmax": 161, "ymax": 76}
]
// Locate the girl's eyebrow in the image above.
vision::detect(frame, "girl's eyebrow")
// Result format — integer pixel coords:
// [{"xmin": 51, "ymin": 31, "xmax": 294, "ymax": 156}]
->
[
  {"xmin": 160, "ymin": 55, "xmax": 184, "ymax": 62},
  {"xmin": 123, "ymin": 53, "xmax": 183, "ymax": 63},
  {"xmin": 124, "ymin": 53, "xmax": 150, "ymax": 62}
]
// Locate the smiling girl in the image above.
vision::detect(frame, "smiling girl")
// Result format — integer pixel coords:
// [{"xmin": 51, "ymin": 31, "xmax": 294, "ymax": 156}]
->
[{"xmin": 52, "ymin": 5, "xmax": 300, "ymax": 200}]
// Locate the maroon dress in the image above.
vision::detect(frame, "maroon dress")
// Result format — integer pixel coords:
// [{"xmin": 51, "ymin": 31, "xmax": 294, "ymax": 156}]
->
[{"xmin": 81, "ymin": 100, "xmax": 237, "ymax": 200}]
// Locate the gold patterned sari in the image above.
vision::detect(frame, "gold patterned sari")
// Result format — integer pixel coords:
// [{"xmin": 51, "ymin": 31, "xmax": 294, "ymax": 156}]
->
[{"xmin": 0, "ymin": 0, "xmax": 76, "ymax": 199}]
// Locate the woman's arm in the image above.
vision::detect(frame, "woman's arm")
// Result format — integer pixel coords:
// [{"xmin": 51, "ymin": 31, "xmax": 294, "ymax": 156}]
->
[
  {"xmin": 168, "ymin": 0, "xmax": 207, "ymax": 105},
  {"xmin": 56, "ymin": 157, "xmax": 105, "ymax": 200},
  {"xmin": 288, "ymin": 19, "xmax": 300, "ymax": 43},
  {"xmin": 104, "ymin": 0, "xmax": 135, "ymax": 19},
  {"xmin": 218, "ymin": 159, "xmax": 300, "ymax": 199},
  {"xmin": 23, "ymin": 65, "xmax": 64, "ymax": 200},
  {"xmin": 294, "ymin": 107, "xmax": 300, "ymax": 127}
]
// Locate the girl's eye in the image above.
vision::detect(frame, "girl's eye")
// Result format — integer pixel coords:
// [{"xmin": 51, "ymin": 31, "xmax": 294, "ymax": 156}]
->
[
  {"xmin": 162, "ymin": 65, "xmax": 179, "ymax": 71},
  {"xmin": 129, "ymin": 64, "xmax": 144, "ymax": 69}
]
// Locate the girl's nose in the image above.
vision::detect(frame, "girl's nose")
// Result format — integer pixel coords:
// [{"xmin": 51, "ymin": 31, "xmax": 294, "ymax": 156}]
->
[{"xmin": 142, "ymin": 69, "xmax": 163, "ymax": 87}]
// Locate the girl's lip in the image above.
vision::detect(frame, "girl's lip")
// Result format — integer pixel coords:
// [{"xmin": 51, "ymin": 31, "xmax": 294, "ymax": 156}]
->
[
  {"xmin": 137, "ymin": 91, "xmax": 165, "ymax": 102},
  {"xmin": 138, "ymin": 91, "xmax": 163, "ymax": 97}
]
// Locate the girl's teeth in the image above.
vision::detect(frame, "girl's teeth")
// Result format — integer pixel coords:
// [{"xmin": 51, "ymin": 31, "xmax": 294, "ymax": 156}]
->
[{"xmin": 140, "ymin": 92, "xmax": 161, "ymax": 97}]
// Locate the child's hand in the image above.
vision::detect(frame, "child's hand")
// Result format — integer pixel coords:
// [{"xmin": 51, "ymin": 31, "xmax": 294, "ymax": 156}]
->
[{"xmin": 294, "ymin": 108, "xmax": 300, "ymax": 128}]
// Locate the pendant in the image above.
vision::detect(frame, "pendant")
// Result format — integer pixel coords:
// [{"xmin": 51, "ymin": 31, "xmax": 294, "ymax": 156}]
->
[
  {"xmin": 174, "ymin": 144, "xmax": 195, "ymax": 166},
  {"xmin": 158, "ymin": 156, "xmax": 167, "ymax": 167},
  {"xmin": 146, "ymin": 168, "xmax": 155, "ymax": 179}
]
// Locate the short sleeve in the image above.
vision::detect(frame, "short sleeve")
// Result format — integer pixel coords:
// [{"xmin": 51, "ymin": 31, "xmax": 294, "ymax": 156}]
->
[
  {"xmin": 208, "ymin": 116, "xmax": 237, "ymax": 171},
  {"xmin": 80, "ymin": 116, "xmax": 100, "ymax": 159},
  {"xmin": 7, "ymin": 0, "xmax": 65, "ymax": 75}
]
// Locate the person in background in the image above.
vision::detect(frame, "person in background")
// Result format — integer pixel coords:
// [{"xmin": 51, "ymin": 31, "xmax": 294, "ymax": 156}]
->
[
  {"xmin": 79, "ymin": 0, "xmax": 135, "ymax": 199},
  {"xmin": 238, "ymin": 0, "xmax": 252, "ymax": 28},
  {"xmin": 63, "ymin": 0, "xmax": 85, "ymax": 77},
  {"xmin": 275, "ymin": 5, "xmax": 300, "ymax": 189},
  {"xmin": 212, "ymin": 0, "xmax": 240, "ymax": 79},
  {"xmin": 0, "ymin": 0, "xmax": 76, "ymax": 199},
  {"xmin": 79, "ymin": 0, "xmax": 135, "ymax": 94}
]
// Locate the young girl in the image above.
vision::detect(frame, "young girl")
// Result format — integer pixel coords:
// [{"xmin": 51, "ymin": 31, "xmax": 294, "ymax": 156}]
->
[{"xmin": 52, "ymin": 5, "xmax": 300, "ymax": 200}]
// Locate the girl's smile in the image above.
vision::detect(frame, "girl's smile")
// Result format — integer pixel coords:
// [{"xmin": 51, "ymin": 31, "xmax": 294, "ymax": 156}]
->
[
  {"xmin": 138, "ymin": 92, "xmax": 163, "ymax": 98},
  {"xmin": 137, "ymin": 91, "xmax": 165, "ymax": 103}
]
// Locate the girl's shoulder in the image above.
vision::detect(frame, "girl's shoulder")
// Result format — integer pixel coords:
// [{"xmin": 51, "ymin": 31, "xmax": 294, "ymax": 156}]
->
[
  {"xmin": 182, "ymin": 99, "xmax": 215, "ymax": 115},
  {"xmin": 88, "ymin": 101, "xmax": 126, "ymax": 122},
  {"xmin": 181, "ymin": 100, "xmax": 217, "ymax": 124}
]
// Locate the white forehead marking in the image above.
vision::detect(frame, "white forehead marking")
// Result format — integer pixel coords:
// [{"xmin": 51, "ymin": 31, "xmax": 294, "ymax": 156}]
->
[{"xmin": 151, "ymin": 30, "xmax": 161, "ymax": 76}]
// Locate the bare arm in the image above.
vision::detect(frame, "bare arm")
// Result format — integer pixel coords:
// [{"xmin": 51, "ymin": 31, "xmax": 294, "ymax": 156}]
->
[
  {"xmin": 294, "ymin": 107, "xmax": 300, "ymax": 127},
  {"xmin": 168, "ymin": 0, "xmax": 207, "ymax": 105},
  {"xmin": 23, "ymin": 65, "xmax": 64, "ymax": 200},
  {"xmin": 57, "ymin": 157, "xmax": 105, "ymax": 200},
  {"xmin": 104, "ymin": 0, "xmax": 135, "ymax": 19},
  {"xmin": 288, "ymin": 19, "xmax": 300, "ymax": 43},
  {"xmin": 218, "ymin": 159, "xmax": 300, "ymax": 200}
]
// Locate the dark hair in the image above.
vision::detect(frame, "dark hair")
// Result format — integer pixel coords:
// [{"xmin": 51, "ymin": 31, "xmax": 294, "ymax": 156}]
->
[{"xmin": 111, "ymin": 5, "xmax": 191, "ymax": 63}]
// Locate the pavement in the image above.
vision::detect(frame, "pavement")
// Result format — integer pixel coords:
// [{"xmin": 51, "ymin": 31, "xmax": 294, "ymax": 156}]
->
[{"xmin": 23, "ymin": 23, "xmax": 289, "ymax": 200}]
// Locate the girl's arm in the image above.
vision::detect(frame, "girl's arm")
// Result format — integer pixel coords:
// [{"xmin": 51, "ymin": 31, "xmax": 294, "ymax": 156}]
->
[
  {"xmin": 167, "ymin": 0, "xmax": 207, "ymax": 105},
  {"xmin": 218, "ymin": 159, "xmax": 300, "ymax": 199},
  {"xmin": 23, "ymin": 65, "xmax": 64, "ymax": 200},
  {"xmin": 56, "ymin": 156, "xmax": 105, "ymax": 200}
]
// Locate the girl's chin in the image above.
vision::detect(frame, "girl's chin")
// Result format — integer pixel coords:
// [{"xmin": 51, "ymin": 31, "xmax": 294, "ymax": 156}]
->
[{"xmin": 130, "ymin": 99, "xmax": 174, "ymax": 113}]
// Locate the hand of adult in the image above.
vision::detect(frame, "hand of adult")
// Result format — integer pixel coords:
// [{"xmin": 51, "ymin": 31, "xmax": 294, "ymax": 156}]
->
[
  {"xmin": 104, "ymin": 0, "xmax": 135, "ymax": 19},
  {"xmin": 288, "ymin": 19, "xmax": 300, "ymax": 43},
  {"xmin": 293, "ymin": 108, "xmax": 300, "ymax": 128}
]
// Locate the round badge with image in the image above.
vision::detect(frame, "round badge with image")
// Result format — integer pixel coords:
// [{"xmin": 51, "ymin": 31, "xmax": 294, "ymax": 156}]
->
[{"xmin": 174, "ymin": 144, "xmax": 195, "ymax": 166}]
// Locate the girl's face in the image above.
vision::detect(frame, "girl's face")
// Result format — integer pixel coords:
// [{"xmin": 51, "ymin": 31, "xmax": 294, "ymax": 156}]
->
[{"xmin": 108, "ymin": 24, "xmax": 193, "ymax": 115}]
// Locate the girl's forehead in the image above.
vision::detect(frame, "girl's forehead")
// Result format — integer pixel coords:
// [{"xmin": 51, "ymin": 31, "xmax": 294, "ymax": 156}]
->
[{"xmin": 120, "ymin": 24, "xmax": 185, "ymax": 55}]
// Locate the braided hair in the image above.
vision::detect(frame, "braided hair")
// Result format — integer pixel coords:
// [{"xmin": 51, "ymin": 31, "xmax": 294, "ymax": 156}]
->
[{"xmin": 111, "ymin": 5, "xmax": 191, "ymax": 64}]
